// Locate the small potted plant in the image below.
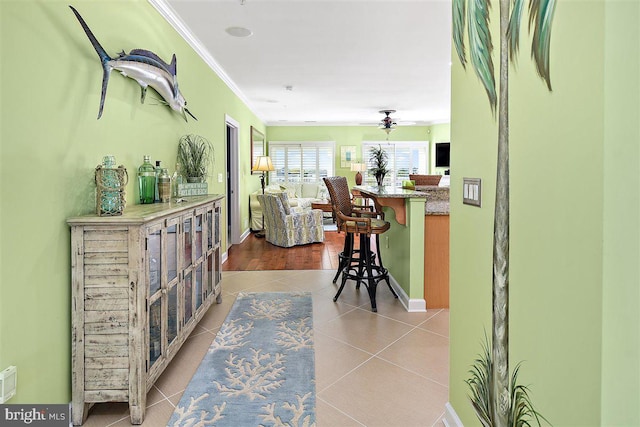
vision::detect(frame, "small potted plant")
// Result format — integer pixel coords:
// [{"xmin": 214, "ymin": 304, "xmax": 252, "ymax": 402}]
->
[
  {"xmin": 369, "ymin": 145, "xmax": 389, "ymax": 186},
  {"xmin": 177, "ymin": 134, "xmax": 214, "ymax": 183}
]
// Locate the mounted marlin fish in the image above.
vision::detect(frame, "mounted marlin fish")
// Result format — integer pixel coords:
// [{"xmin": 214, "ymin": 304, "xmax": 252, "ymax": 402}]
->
[{"xmin": 69, "ymin": 6, "xmax": 196, "ymax": 121}]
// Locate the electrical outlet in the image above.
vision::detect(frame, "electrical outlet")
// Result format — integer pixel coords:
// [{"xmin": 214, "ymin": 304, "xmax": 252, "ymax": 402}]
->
[
  {"xmin": 217, "ymin": 173, "xmax": 223, "ymax": 183},
  {"xmin": 385, "ymin": 236, "xmax": 389, "ymax": 248}
]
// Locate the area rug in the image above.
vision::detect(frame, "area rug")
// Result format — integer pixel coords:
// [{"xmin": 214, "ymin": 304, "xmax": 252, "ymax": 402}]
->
[{"xmin": 168, "ymin": 292, "xmax": 316, "ymax": 427}]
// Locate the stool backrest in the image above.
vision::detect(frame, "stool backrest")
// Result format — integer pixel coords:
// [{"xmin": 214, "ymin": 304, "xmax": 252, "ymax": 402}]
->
[{"xmin": 323, "ymin": 176, "xmax": 353, "ymax": 228}]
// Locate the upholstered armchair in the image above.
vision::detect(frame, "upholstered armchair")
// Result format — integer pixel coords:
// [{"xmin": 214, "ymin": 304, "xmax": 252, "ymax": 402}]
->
[{"xmin": 257, "ymin": 193, "xmax": 324, "ymax": 248}]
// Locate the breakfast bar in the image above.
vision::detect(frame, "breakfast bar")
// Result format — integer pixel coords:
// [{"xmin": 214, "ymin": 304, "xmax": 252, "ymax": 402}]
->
[{"xmin": 354, "ymin": 186, "xmax": 430, "ymax": 311}]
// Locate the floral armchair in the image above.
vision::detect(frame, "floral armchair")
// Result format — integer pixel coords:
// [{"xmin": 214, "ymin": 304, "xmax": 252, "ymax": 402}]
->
[{"xmin": 257, "ymin": 193, "xmax": 324, "ymax": 248}]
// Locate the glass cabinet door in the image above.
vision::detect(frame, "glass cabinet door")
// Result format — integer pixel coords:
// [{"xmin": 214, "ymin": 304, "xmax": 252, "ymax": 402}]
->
[
  {"xmin": 147, "ymin": 226, "xmax": 162, "ymax": 370},
  {"xmin": 214, "ymin": 203, "xmax": 221, "ymax": 247},
  {"xmin": 195, "ymin": 211, "xmax": 203, "ymax": 261},
  {"xmin": 149, "ymin": 298, "xmax": 162, "ymax": 368},
  {"xmin": 184, "ymin": 271, "xmax": 193, "ymax": 324},
  {"xmin": 183, "ymin": 216, "xmax": 192, "ymax": 268},
  {"xmin": 166, "ymin": 220, "xmax": 179, "ymax": 347},
  {"xmin": 195, "ymin": 264, "xmax": 203, "ymax": 311},
  {"xmin": 166, "ymin": 223, "xmax": 178, "ymax": 284},
  {"xmin": 207, "ymin": 208, "xmax": 213, "ymax": 251},
  {"xmin": 206, "ymin": 254, "xmax": 214, "ymax": 296},
  {"xmin": 148, "ymin": 229, "xmax": 161, "ymax": 296},
  {"xmin": 167, "ymin": 284, "xmax": 178, "ymax": 345}
]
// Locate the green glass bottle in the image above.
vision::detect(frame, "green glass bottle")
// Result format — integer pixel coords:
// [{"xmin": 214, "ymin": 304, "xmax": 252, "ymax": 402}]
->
[{"xmin": 138, "ymin": 155, "xmax": 156, "ymax": 204}]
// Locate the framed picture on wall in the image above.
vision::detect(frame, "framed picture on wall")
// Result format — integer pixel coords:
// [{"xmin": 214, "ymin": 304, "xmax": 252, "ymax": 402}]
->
[{"xmin": 340, "ymin": 146, "xmax": 356, "ymax": 168}]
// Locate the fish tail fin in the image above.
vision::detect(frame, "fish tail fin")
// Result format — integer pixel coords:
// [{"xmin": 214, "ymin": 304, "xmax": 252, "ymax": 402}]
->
[
  {"xmin": 97, "ymin": 64, "xmax": 111, "ymax": 119},
  {"xmin": 70, "ymin": 5, "xmax": 112, "ymax": 119},
  {"xmin": 69, "ymin": 6, "xmax": 111, "ymax": 64}
]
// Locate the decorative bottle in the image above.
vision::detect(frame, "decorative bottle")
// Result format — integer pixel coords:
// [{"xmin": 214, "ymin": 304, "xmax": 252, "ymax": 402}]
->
[
  {"xmin": 158, "ymin": 168, "xmax": 171, "ymax": 203},
  {"xmin": 100, "ymin": 155, "xmax": 119, "ymax": 214},
  {"xmin": 138, "ymin": 155, "xmax": 156, "ymax": 204},
  {"xmin": 154, "ymin": 160, "xmax": 162, "ymax": 202},
  {"xmin": 172, "ymin": 163, "xmax": 183, "ymax": 197}
]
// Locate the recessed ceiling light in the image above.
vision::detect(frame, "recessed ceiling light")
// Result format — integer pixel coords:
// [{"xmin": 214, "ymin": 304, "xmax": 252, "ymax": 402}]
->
[{"xmin": 225, "ymin": 26, "xmax": 253, "ymax": 38}]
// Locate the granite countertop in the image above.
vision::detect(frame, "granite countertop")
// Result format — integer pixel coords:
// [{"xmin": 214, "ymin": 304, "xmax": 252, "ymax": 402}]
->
[
  {"xmin": 425, "ymin": 200, "xmax": 450, "ymax": 215},
  {"xmin": 354, "ymin": 185, "xmax": 429, "ymax": 199}
]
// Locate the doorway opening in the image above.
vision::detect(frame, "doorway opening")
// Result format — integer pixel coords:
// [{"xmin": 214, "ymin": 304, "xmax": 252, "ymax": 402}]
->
[{"xmin": 225, "ymin": 115, "xmax": 240, "ymax": 247}]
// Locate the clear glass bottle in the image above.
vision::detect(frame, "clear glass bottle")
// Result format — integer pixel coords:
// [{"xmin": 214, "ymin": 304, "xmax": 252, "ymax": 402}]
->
[
  {"xmin": 172, "ymin": 163, "xmax": 184, "ymax": 197},
  {"xmin": 138, "ymin": 155, "xmax": 156, "ymax": 204},
  {"xmin": 158, "ymin": 168, "xmax": 171, "ymax": 203},
  {"xmin": 100, "ymin": 155, "xmax": 119, "ymax": 214}
]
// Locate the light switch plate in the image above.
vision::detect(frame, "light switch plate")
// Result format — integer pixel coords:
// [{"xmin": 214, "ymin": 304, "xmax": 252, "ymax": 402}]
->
[{"xmin": 463, "ymin": 178, "xmax": 482, "ymax": 207}]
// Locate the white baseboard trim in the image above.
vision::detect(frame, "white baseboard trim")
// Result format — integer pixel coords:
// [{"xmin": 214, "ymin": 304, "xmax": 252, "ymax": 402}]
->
[
  {"xmin": 442, "ymin": 402, "xmax": 464, "ymax": 427},
  {"xmin": 239, "ymin": 228, "xmax": 251, "ymax": 243},
  {"xmin": 388, "ymin": 275, "xmax": 426, "ymax": 312}
]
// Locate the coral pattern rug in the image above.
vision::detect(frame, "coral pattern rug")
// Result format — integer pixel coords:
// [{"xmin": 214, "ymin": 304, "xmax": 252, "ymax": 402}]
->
[{"xmin": 168, "ymin": 292, "xmax": 316, "ymax": 427}]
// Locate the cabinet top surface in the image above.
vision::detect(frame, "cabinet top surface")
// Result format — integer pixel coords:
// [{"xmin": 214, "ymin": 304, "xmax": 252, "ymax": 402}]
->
[{"xmin": 67, "ymin": 194, "xmax": 224, "ymax": 225}]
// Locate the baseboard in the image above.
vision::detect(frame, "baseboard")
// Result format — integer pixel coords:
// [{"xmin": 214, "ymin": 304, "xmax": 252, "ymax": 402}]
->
[
  {"xmin": 442, "ymin": 402, "xmax": 464, "ymax": 427},
  {"xmin": 239, "ymin": 228, "xmax": 251, "ymax": 242},
  {"xmin": 388, "ymin": 275, "xmax": 427, "ymax": 312}
]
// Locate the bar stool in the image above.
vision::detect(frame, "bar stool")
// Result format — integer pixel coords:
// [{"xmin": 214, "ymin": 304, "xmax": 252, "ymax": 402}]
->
[{"xmin": 323, "ymin": 177, "xmax": 397, "ymax": 312}]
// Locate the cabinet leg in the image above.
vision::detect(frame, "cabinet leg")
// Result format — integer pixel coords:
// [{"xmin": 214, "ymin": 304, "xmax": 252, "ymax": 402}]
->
[
  {"xmin": 129, "ymin": 404, "xmax": 145, "ymax": 425},
  {"xmin": 72, "ymin": 402, "xmax": 90, "ymax": 426},
  {"xmin": 216, "ymin": 292, "xmax": 223, "ymax": 303}
]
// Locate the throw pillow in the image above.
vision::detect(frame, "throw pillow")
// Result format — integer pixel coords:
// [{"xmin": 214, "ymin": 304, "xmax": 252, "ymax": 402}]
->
[{"xmin": 279, "ymin": 184, "xmax": 297, "ymax": 198}]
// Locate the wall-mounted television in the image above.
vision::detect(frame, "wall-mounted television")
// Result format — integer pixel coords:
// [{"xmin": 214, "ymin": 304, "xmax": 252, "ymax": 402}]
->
[{"xmin": 435, "ymin": 142, "xmax": 450, "ymax": 168}]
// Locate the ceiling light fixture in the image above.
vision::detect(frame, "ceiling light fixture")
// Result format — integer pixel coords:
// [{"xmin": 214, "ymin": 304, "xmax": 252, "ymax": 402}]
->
[
  {"xmin": 225, "ymin": 26, "xmax": 253, "ymax": 37},
  {"xmin": 378, "ymin": 110, "xmax": 397, "ymax": 134}
]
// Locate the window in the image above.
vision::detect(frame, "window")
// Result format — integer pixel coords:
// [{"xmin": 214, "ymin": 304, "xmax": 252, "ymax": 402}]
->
[
  {"xmin": 268, "ymin": 141, "xmax": 335, "ymax": 184},
  {"xmin": 361, "ymin": 141, "xmax": 429, "ymax": 187}
]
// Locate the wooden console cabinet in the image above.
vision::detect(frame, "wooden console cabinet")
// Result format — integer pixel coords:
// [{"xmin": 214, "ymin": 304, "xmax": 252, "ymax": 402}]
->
[{"xmin": 67, "ymin": 195, "xmax": 224, "ymax": 425}]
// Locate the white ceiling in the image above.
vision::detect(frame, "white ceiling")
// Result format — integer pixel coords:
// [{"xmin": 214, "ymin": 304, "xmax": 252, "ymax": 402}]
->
[{"xmin": 152, "ymin": 0, "xmax": 452, "ymax": 126}]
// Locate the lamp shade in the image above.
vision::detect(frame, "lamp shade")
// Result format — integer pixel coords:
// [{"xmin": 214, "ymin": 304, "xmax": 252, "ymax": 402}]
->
[
  {"xmin": 252, "ymin": 156, "xmax": 275, "ymax": 172},
  {"xmin": 350, "ymin": 162, "xmax": 367, "ymax": 172}
]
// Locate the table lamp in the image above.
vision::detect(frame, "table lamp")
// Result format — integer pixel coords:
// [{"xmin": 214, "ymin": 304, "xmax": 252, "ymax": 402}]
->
[{"xmin": 251, "ymin": 156, "xmax": 275, "ymax": 237}]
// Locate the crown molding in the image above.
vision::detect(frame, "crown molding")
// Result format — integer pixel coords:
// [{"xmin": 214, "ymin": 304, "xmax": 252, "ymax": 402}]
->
[{"xmin": 147, "ymin": 0, "xmax": 265, "ymax": 124}]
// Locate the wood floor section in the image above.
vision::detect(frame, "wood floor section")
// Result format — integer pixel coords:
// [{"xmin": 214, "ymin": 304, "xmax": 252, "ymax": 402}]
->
[{"xmin": 223, "ymin": 230, "xmax": 346, "ymax": 271}]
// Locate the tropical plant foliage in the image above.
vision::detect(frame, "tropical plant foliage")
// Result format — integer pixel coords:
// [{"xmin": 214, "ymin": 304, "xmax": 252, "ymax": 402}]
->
[
  {"xmin": 466, "ymin": 336, "xmax": 549, "ymax": 427},
  {"xmin": 452, "ymin": 0, "xmax": 556, "ymax": 425},
  {"xmin": 453, "ymin": 0, "xmax": 556, "ymax": 111},
  {"xmin": 368, "ymin": 145, "xmax": 389, "ymax": 175},
  {"xmin": 177, "ymin": 134, "xmax": 214, "ymax": 181}
]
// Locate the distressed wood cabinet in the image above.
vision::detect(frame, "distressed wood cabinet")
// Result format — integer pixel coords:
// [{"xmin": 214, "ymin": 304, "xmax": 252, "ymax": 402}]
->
[{"xmin": 68, "ymin": 195, "xmax": 224, "ymax": 425}]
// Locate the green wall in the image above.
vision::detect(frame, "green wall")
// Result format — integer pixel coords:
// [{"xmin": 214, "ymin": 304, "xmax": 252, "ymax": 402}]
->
[
  {"xmin": 267, "ymin": 124, "xmax": 450, "ymax": 187},
  {"xmin": 0, "ymin": 0, "xmax": 264, "ymax": 403},
  {"xmin": 267, "ymin": 124, "xmax": 450, "ymax": 299},
  {"xmin": 601, "ymin": 1, "xmax": 640, "ymax": 425},
  {"xmin": 450, "ymin": 1, "xmax": 639, "ymax": 425}
]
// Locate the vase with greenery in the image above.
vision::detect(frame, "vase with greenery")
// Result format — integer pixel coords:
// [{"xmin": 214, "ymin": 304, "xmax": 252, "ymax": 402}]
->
[
  {"xmin": 177, "ymin": 134, "xmax": 213, "ymax": 183},
  {"xmin": 369, "ymin": 145, "xmax": 389, "ymax": 186}
]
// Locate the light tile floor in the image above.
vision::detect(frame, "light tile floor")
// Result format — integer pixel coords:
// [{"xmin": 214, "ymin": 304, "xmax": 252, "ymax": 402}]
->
[{"xmin": 82, "ymin": 270, "xmax": 449, "ymax": 427}]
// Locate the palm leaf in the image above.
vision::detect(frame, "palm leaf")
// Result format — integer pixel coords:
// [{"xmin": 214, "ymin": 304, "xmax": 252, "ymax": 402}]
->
[
  {"xmin": 467, "ymin": 0, "xmax": 497, "ymax": 111},
  {"xmin": 528, "ymin": 0, "xmax": 556, "ymax": 89},
  {"xmin": 453, "ymin": 0, "xmax": 468, "ymax": 68},
  {"xmin": 508, "ymin": 363, "xmax": 551, "ymax": 427},
  {"xmin": 506, "ymin": 0, "xmax": 525, "ymax": 62},
  {"xmin": 466, "ymin": 334, "xmax": 494, "ymax": 426}
]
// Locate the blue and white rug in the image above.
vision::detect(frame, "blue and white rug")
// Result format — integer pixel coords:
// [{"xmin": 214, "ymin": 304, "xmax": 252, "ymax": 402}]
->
[{"xmin": 168, "ymin": 292, "xmax": 316, "ymax": 427}]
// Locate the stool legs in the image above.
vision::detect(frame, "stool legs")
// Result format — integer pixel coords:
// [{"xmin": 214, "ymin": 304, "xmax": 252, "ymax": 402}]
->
[
  {"xmin": 333, "ymin": 232, "xmax": 395, "ymax": 312},
  {"xmin": 374, "ymin": 234, "xmax": 398, "ymax": 298}
]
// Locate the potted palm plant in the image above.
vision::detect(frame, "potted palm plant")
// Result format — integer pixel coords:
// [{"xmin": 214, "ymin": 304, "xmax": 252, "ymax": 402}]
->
[
  {"xmin": 369, "ymin": 145, "xmax": 389, "ymax": 186},
  {"xmin": 177, "ymin": 134, "xmax": 213, "ymax": 183}
]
